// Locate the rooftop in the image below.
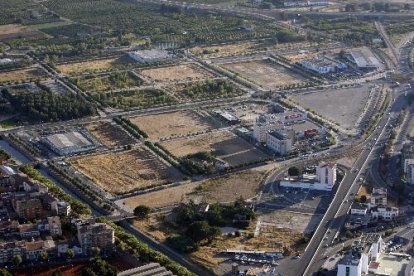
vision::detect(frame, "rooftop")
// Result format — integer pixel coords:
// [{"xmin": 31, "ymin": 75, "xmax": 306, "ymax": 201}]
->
[
  {"xmin": 44, "ymin": 131, "xmax": 93, "ymax": 150},
  {"xmin": 349, "ymin": 47, "xmax": 381, "ymax": 68}
]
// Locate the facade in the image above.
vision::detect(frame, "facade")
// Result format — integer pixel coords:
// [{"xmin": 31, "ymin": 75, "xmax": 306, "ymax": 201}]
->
[
  {"xmin": 371, "ymin": 206, "xmax": 399, "ymax": 221},
  {"xmin": 253, "ymin": 122, "xmax": 282, "ymax": 143},
  {"xmin": 350, "ymin": 203, "xmax": 368, "ymax": 216},
  {"xmin": 370, "ymin": 188, "xmax": 387, "ymax": 207},
  {"xmin": 348, "ymin": 47, "xmax": 381, "ymax": 69},
  {"xmin": 337, "ymin": 234, "xmax": 384, "ymax": 276},
  {"xmin": 405, "ymin": 159, "xmax": 414, "ymax": 185},
  {"xmin": 316, "ymin": 162, "xmax": 337, "ymax": 187},
  {"xmin": 128, "ymin": 49, "xmax": 172, "ymax": 63},
  {"xmin": 14, "ymin": 198, "xmax": 45, "ymax": 219},
  {"xmin": 77, "ymin": 221, "xmax": 115, "ymax": 255},
  {"xmin": 42, "ymin": 131, "xmax": 97, "ymax": 156},
  {"xmin": 266, "ymin": 131, "xmax": 293, "ymax": 155}
]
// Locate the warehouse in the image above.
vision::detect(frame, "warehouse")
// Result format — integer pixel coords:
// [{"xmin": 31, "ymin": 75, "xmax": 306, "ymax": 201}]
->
[
  {"xmin": 43, "ymin": 131, "xmax": 97, "ymax": 156},
  {"xmin": 348, "ymin": 47, "xmax": 382, "ymax": 69}
]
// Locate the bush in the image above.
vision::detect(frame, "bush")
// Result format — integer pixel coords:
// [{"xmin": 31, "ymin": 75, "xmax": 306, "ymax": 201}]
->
[{"xmin": 167, "ymin": 235, "xmax": 199, "ymax": 253}]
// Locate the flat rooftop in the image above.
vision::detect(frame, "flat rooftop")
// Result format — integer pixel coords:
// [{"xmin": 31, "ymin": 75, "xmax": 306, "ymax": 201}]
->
[
  {"xmin": 45, "ymin": 131, "xmax": 93, "ymax": 150},
  {"xmin": 349, "ymin": 47, "xmax": 381, "ymax": 68}
]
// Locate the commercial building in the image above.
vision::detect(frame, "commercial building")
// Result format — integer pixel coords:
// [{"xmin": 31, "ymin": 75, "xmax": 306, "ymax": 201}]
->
[
  {"xmin": 128, "ymin": 49, "xmax": 172, "ymax": 63},
  {"xmin": 76, "ymin": 221, "xmax": 115, "ymax": 255},
  {"xmin": 266, "ymin": 131, "xmax": 293, "ymax": 155},
  {"xmin": 279, "ymin": 111, "xmax": 307, "ymax": 124},
  {"xmin": 337, "ymin": 234, "xmax": 384, "ymax": 276},
  {"xmin": 299, "ymin": 56, "xmax": 347, "ymax": 74},
  {"xmin": 348, "ymin": 47, "xmax": 382, "ymax": 69},
  {"xmin": 280, "ymin": 162, "xmax": 337, "ymax": 191},
  {"xmin": 42, "ymin": 131, "xmax": 97, "ymax": 156}
]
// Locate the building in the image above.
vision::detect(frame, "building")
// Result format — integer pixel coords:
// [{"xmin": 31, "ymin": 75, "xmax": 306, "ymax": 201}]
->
[
  {"xmin": 337, "ymin": 234, "xmax": 384, "ymax": 276},
  {"xmin": 45, "ymin": 216, "xmax": 62, "ymax": 237},
  {"xmin": 77, "ymin": 221, "xmax": 115, "ymax": 255},
  {"xmin": 42, "ymin": 131, "xmax": 97, "ymax": 156},
  {"xmin": 19, "ymin": 223, "xmax": 40, "ymax": 238},
  {"xmin": 370, "ymin": 188, "xmax": 387, "ymax": 207},
  {"xmin": 404, "ymin": 159, "xmax": 414, "ymax": 185},
  {"xmin": 14, "ymin": 198, "xmax": 45, "ymax": 219},
  {"xmin": 299, "ymin": 56, "xmax": 347, "ymax": 74},
  {"xmin": 316, "ymin": 162, "xmax": 337, "ymax": 187},
  {"xmin": 288, "ymin": 120, "xmax": 324, "ymax": 138},
  {"xmin": 266, "ymin": 131, "xmax": 293, "ymax": 155},
  {"xmin": 25, "ymin": 239, "xmax": 55, "ymax": 261},
  {"xmin": 0, "ymin": 241, "xmax": 25, "ymax": 264},
  {"xmin": 350, "ymin": 203, "xmax": 368, "ymax": 216},
  {"xmin": 371, "ymin": 206, "xmax": 399, "ymax": 221},
  {"xmin": 253, "ymin": 114, "xmax": 281, "ymax": 143},
  {"xmin": 348, "ymin": 47, "xmax": 381, "ymax": 69},
  {"xmin": 280, "ymin": 162, "xmax": 337, "ymax": 191},
  {"xmin": 279, "ymin": 111, "xmax": 307, "ymax": 124},
  {"xmin": 128, "ymin": 49, "xmax": 172, "ymax": 63},
  {"xmin": 118, "ymin": 263, "xmax": 173, "ymax": 276},
  {"xmin": 284, "ymin": 1, "xmax": 329, "ymax": 7},
  {"xmin": 213, "ymin": 110, "xmax": 240, "ymax": 125}
]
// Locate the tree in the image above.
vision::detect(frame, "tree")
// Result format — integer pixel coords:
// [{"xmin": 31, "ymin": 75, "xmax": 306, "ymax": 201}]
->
[
  {"xmin": 90, "ymin": 247, "xmax": 101, "ymax": 257},
  {"xmin": 66, "ymin": 248, "xmax": 75, "ymax": 259},
  {"xmin": 13, "ymin": 255, "xmax": 22, "ymax": 266},
  {"xmin": 186, "ymin": 221, "xmax": 220, "ymax": 243},
  {"xmin": 0, "ymin": 269, "xmax": 11, "ymax": 276},
  {"xmin": 133, "ymin": 205, "xmax": 151, "ymax": 219},
  {"xmin": 288, "ymin": 166, "xmax": 301, "ymax": 176},
  {"xmin": 39, "ymin": 251, "xmax": 48, "ymax": 261},
  {"xmin": 360, "ymin": 195, "xmax": 367, "ymax": 203},
  {"xmin": 82, "ymin": 258, "xmax": 117, "ymax": 276}
]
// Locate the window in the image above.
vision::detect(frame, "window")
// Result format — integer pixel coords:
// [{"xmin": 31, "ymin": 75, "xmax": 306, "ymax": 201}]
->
[{"xmin": 346, "ymin": 266, "xmax": 350, "ymax": 276}]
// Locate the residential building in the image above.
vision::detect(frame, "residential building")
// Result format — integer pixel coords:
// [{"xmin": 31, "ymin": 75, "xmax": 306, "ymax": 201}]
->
[
  {"xmin": 266, "ymin": 131, "xmax": 293, "ymax": 155},
  {"xmin": 77, "ymin": 221, "xmax": 115, "ymax": 255},
  {"xmin": 0, "ymin": 220, "xmax": 19, "ymax": 237},
  {"xmin": 14, "ymin": 198, "xmax": 45, "ymax": 219},
  {"xmin": 46, "ymin": 216, "xmax": 62, "ymax": 237},
  {"xmin": 337, "ymin": 234, "xmax": 384, "ymax": 276},
  {"xmin": 404, "ymin": 159, "xmax": 414, "ymax": 185},
  {"xmin": 370, "ymin": 188, "xmax": 387, "ymax": 207},
  {"xmin": 371, "ymin": 206, "xmax": 399, "ymax": 221},
  {"xmin": 316, "ymin": 162, "xmax": 337, "ymax": 187},
  {"xmin": 350, "ymin": 203, "xmax": 368, "ymax": 216},
  {"xmin": 0, "ymin": 241, "xmax": 25, "ymax": 264},
  {"xmin": 19, "ymin": 223, "xmax": 40, "ymax": 238},
  {"xmin": 253, "ymin": 115, "xmax": 281, "ymax": 143},
  {"xmin": 25, "ymin": 239, "xmax": 55, "ymax": 261}
]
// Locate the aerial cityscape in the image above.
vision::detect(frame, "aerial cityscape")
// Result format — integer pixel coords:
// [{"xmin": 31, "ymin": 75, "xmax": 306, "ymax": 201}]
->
[{"xmin": 0, "ymin": 0, "xmax": 414, "ymax": 275}]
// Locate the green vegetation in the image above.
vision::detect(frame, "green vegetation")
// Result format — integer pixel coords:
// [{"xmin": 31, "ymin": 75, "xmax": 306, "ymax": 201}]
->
[
  {"xmin": 72, "ymin": 72, "xmax": 143, "ymax": 93},
  {"xmin": 166, "ymin": 234, "xmax": 199, "ymax": 253},
  {"xmin": 44, "ymin": 0, "xmax": 288, "ymax": 46},
  {"xmin": 0, "ymin": 148, "xmax": 11, "ymax": 161},
  {"xmin": 177, "ymin": 79, "xmax": 245, "ymax": 100},
  {"xmin": 133, "ymin": 205, "xmax": 151, "ymax": 219},
  {"xmin": 19, "ymin": 165, "xmax": 92, "ymax": 216},
  {"xmin": 82, "ymin": 258, "xmax": 117, "ymax": 276},
  {"xmin": 93, "ymin": 89, "xmax": 176, "ymax": 110},
  {"xmin": 2, "ymin": 89, "xmax": 97, "ymax": 122},
  {"xmin": 114, "ymin": 117, "xmax": 148, "ymax": 139},
  {"xmin": 96, "ymin": 218, "xmax": 195, "ymax": 276},
  {"xmin": 0, "ymin": 0, "xmax": 59, "ymax": 25}
]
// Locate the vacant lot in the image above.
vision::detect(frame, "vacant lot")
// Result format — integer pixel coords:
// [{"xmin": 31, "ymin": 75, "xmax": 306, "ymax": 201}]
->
[
  {"xmin": 70, "ymin": 147, "xmax": 182, "ymax": 194},
  {"xmin": 0, "ymin": 67, "xmax": 46, "ymax": 83},
  {"xmin": 259, "ymin": 210, "xmax": 322, "ymax": 235},
  {"xmin": 0, "ymin": 24, "xmax": 43, "ymax": 41},
  {"xmin": 56, "ymin": 56, "xmax": 134, "ymax": 75},
  {"xmin": 140, "ymin": 64, "xmax": 214, "ymax": 82},
  {"xmin": 161, "ymin": 130, "xmax": 268, "ymax": 166},
  {"xmin": 190, "ymin": 42, "xmax": 257, "ymax": 58},
  {"xmin": 86, "ymin": 121, "xmax": 136, "ymax": 147},
  {"xmin": 292, "ymin": 85, "xmax": 372, "ymax": 129},
  {"xmin": 130, "ymin": 111, "xmax": 218, "ymax": 140},
  {"xmin": 73, "ymin": 72, "xmax": 143, "ymax": 93},
  {"xmin": 117, "ymin": 181, "xmax": 201, "ymax": 211},
  {"xmin": 223, "ymin": 60, "xmax": 306, "ymax": 89}
]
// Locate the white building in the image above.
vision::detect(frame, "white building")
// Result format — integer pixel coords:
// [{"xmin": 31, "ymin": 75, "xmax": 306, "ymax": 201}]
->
[
  {"xmin": 299, "ymin": 56, "xmax": 347, "ymax": 74},
  {"xmin": 128, "ymin": 49, "xmax": 172, "ymax": 63},
  {"xmin": 279, "ymin": 111, "xmax": 307, "ymax": 124},
  {"xmin": 280, "ymin": 162, "xmax": 337, "ymax": 191},
  {"xmin": 348, "ymin": 47, "xmax": 381, "ymax": 69},
  {"xmin": 371, "ymin": 206, "xmax": 399, "ymax": 221},
  {"xmin": 337, "ymin": 234, "xmax": 384, "ymax": 276},
  {"xmin": 266, "ymin": 131, "xmax": 293, "ymax": 155},
  {"xmin": 350, "ymin": 203, "xmax": 368, "ymax": 216},
  {"xmin": 404, "ymin": 159, "xmax": 414, "ymax": 185}
]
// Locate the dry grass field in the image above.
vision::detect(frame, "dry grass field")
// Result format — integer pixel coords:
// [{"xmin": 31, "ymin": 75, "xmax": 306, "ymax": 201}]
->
[
  {"xmin": 223, "ymin": 60, "xmax": 305, "ymax": 89},
  {"xmin": 161, "ymin": 130, "xmax": 268, "ymax": 166},
  {"xmin": 56, "ymin": 56, "xmax": 134, "ymax": 75},
  {"xmin": 139, "ymin": 64, "xmax": 214, "ymax": 82},
  {"xmin": 130, "ymin": 111, "xmax": 218, "ymax": 140},
  {"xmin": 0, "ymin": 67, "xmax": 46, "ymax": 83},
  {"xmin": 86, "ymin": 121, "xmax": 136, "ymax": 147},
  {"xmin": 70, "ymin": 147, "xmax": 182, "ymax": 194},
  {"xmin": 73, "ymin": 72, "xmax": 142, "ymax": 93},
  {"xmin": 0, "ymin": 24, "xmax": 43, "ymax": 41},
  {"xmin": 190, "ymin": 42, "xmax": 256, "ymax": 58}
]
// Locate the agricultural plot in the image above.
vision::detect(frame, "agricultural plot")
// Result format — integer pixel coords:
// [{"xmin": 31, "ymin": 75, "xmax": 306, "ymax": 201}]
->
[
  {"xmin": 222, "ymin": 60, "xmax": 306, "ymax": 89},
  {"xmin": 190, "ymin": 42, "xmax": 257, "ymax": 58},
  {"xmin": 292, "ymin": 85, "xmax": 372, "ymax": 129},
  {"xmin": 161, "ymin": 130, "xmax": 268, "ymax": 166},
  {"xmin": 130, "ymin": 111, "xmax": 218, "ymax": 140},
  {"xmin": 39, "ymin": 79, "xmax": 72, "ymax": 95},
  {"xmin": 72, "ymin": 72, "xmax": 143, "ymax": 93},
  {"xmin": 0, "ymin": 67, "xmax": 47, "ymax": 84},
  {"xmin": 0, "ymin": 24, "xmax": 44, "ymax": 41},
  {"xmin": 139, "ymin": 64, "xmax": 214, "ymax": 82},
  {"xmin": 86, "ymin": 121, "xmax": 136, "ymax": 147},
  {"xmin": 56, "ymin": 56, "xmax": 135, "ymax": 75},
  {"xmin": 92, "ymin": 89, "xmax": 176, "ymax": 110},
  {"xmin": 70, "ymin": 147, "xmax": 182, "ymax": 194}
]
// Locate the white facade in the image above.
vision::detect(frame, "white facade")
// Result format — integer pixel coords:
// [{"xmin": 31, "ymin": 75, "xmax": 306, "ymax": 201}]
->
[
  {"xmin": 371, "ymin": 206, "xmax": 399, "ymax": 221},
  {"xmin": 253, "ymin": 122, "xmax": 281, "ymax": 143},
  {"xmin": 337, "ymin": 259, "xmax": 362, "ymax": 276},
  {"xmin": 316, "ymin": 162, "xmax": 337, "ymax": 187},
  {"xmin": 128, "ymin": 50, "xmax": 172, "ymax": 63},
  {"xmin": 266, "ymin": 131, "xmax": 292, "ymax": 155},
  {"xmin": 350, "ymin": 204, "xmax": 368, "ymax": 216}
]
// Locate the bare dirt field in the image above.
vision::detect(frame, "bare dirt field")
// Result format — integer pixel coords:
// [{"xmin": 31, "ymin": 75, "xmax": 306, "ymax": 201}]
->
[
  {"xmin": 70, "ymin": 147, "xmax": 182, "ymax": 194},
  {"xmin": 190, "ymin": 42, "xmax": 256, "ymax": 58},
  {"xmin": 292, "ymin": 85, "xmax": 372, "ymax": 129},
  {"xmin": 259, "ymin": 210, "xmax": 322, "ymax": 235},
  {"xmin": 0, "ymin": 24, "xmax": 43, "ymax": 41},
  {"xmin": 86, "ymin": 121, "xmax": 136, "ymax": 147},
  {"xmin": 130, "ymin": 111, "xmax": 218, "ymax": 140},
  {"xmin": 118, "ymin": 169, "xmax": 265, "ymax": 210},
  {"xmin": 139, "ymin": 63, "xmax": 214, "ymax": 82},
  {"xmin": 56, "ymin": 56, "xmax": 134, "ymax": 75},
  {"xmin": 223, "ymin": 60, "xmax": 306, "ymax": 89},
  {"xmin": 0, "ymin": 67, "xmax": 46, "ymax": 83},
  {"xmin": 161, "ymin": 130, "xmax": 268, "ymax": 166}
]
